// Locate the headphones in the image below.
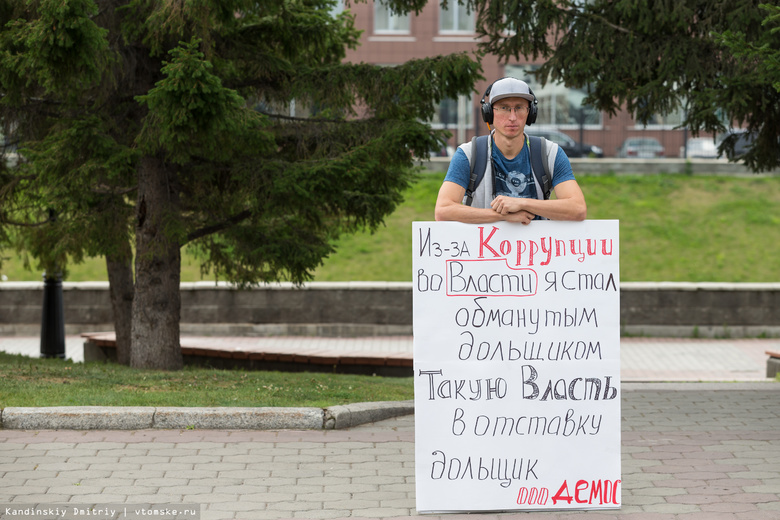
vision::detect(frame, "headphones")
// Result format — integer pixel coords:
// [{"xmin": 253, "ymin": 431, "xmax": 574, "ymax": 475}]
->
[{"xmin": 480, "ymin": 78, "xmax": 538, "ymax": 126}]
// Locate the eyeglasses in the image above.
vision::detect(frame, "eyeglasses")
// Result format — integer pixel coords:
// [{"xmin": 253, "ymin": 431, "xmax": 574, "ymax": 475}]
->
[{"xmin": 495, "ymin": 105, "xmax": 530, "ymax": 115}]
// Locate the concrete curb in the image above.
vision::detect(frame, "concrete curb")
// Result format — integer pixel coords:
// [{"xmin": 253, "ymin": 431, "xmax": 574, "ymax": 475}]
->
[
  {"xmin": 152, "ymin": 407, "xmax": 325, "ymax": 430},
  {"xmin": 0, "ymin": 400, "xmax": 415, "ymax": 431},
  {"xmin": 324, "ymin": 400, "xmax": 416, "ymax": 429},
  {"xmin": 6, "ymin": 385, "xmax": 773, "ymax": 431},
  {"xmin": 1, "ymin": 406, "xmax": 156, "ymax": 430}
]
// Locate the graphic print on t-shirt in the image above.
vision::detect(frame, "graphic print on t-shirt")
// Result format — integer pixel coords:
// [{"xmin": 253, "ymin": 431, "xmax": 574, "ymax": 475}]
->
[
  {"xmin": 492, "ymin": 143, "xmax": 538, "ymax": 201},
  {"xmin": 494, "ymin": 168, "xmax": 537, "ymax": 199}
]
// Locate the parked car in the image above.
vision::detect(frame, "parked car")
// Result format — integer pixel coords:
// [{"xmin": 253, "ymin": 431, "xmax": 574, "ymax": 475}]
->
[
  {"xmin": 680, "ymin": 137, "xmax": 719, "ymax": 159},
  {"xmin": 616, "ymin": 137, "xmax": 665, "ymax": 158},
  {"xmin": 716, "ymin": 129, "xmax": 780, "ymax": 163},
  {"xmin": 525, "ymin": 128, "xmax": 604, "ymax": 158},
  {"xmin": 716, "ymin": 130, "xmax": 754, "ymax": 160}
]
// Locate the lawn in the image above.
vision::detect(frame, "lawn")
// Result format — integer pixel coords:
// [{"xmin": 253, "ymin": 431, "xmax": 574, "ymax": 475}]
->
[
  {"xmin": 0, "ymin": 351, "xmax": 414, "ymax": 408},
  {"xmin": 4, "ymin": 172, "xmax": 777, "ymax": 283},
  {"xmin": 312, "ymin": 172, "xmax": 780, "ymax": 283}
]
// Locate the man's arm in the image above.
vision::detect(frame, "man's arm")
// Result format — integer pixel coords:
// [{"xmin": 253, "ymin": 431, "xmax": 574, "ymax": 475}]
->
[
  {"xmin": 434, "ymin": 180, "xmax": 536, "ymax": 224},
  {"xmin": 490, "ymin": 179, "xmax": 587, "ymax": 221}
]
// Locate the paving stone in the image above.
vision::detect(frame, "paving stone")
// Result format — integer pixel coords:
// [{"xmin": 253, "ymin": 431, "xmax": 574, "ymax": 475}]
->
[{"xmin": 0, "ymin": 369, "xmax": 778, "ymax": 520}]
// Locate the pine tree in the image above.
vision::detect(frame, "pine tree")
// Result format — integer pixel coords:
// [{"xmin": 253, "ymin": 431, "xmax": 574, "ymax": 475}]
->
[
  {"xmin": 475, "ymin": 0, "xmax": 779, "ymax": 171},
  {"xmin": 0, "ymin": 0, "xmax": 480, "ymax": 369}
]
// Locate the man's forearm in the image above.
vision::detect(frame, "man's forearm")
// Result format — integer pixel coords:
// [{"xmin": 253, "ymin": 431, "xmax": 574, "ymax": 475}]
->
[
  {"xmin": 517, "ymin": 197, "xmax": 587, "ymax": 222},
  {"xmin": 435, "ymin": 203, "xmax": 505, "ymax": 223}
]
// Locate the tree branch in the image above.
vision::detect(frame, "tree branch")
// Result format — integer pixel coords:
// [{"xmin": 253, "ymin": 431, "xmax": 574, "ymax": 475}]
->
[
  {"xmin": 186, "ymin": 209, "xmax": 253, "ymax": 243},
  {"xmin": 578, "ymin": 11, "xmax": 633, "ymax": 35},
  {"xmin": 90, "ymin": 185, "xmax": 137, "ymax": 196},
  {"xmin": 255, "ymin": 109, "xmax": 348, "ymax": 124},
  {"xmin": 0, "ymin": 215, "xmax": 53, "ymax": 227}
]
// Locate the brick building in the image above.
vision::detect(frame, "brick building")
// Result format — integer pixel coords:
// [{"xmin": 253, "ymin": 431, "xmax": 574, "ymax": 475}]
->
[{"xmin": 341, "ymin": 1, "xmax": 694, "ymax": 158}]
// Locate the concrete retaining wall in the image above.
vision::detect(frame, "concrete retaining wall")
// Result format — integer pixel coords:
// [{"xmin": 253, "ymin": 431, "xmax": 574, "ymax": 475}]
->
[
  {"xmin": 1, "ymin": 281, "xmax": 779, "ymax": 338},
  {"xmin": 421, "ymin": 157, "xmax": 780, "ymax": 176}
]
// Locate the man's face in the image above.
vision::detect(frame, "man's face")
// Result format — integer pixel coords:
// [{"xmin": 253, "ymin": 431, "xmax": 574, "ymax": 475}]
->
[{"xmin": 492, "ymin": 97, "xmax": 531, "ymax": 138}]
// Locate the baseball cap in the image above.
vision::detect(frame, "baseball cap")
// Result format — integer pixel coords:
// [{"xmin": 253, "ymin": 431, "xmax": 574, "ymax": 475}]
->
[{"xmin": 489, "ymin": 78, "xmax": 535, "ymax": 105}]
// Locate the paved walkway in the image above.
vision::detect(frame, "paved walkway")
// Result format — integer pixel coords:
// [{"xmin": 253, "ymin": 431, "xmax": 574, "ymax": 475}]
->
[
  {"xmin": 1, "ymin": 336, "xmax": 779, "ymax": 519},
  {"xmin": 0, "ymin": 383, "xmax": 778, "ymax": 519}
]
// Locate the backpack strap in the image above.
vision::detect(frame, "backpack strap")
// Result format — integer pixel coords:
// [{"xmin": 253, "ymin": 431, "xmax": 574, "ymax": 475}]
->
[
  {"xmin": 528, "ymin": 136, "xmax": 552, "ymax": 200},
  {"xmin": 465, "ymin": 135, "xmax": 490, "ymax": 206}
]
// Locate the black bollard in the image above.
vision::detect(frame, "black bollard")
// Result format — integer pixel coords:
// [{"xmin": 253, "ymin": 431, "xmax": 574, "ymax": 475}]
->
[{"xmin": 40, "ymin": 272, "xmax": 66, "ymax": 359}]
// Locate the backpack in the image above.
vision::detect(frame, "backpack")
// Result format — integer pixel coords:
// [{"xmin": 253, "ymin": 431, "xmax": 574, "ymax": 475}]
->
[{"xmin": 464, "ymin": 135, "xmax": 552, "ymax": 206}]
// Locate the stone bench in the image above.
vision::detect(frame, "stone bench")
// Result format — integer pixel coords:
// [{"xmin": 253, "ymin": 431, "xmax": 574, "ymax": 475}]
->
[
  {"xmin": 767, "ymin": 350, "xmax": 780, "ymax": 378},
  {"xmin": 81, "ymin": 332, "xmax": 413, "ymax": 377}
]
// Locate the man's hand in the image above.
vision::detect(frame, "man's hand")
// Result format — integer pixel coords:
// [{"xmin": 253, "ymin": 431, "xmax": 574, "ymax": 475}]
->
[
  {"xmin": 491, "ymin": 195, "xmax": 526, "ymax": 215},
  {"xmin": 490, "ymin": 180, "xmax": 588, "ymax": 222},
  {"xmin": 491, "ymin": 196, "xmax": 537, "ymax": 224},
  {"xmin": 504, "ymin": 209, "xmax": 536, "ymax": 225},
  {"xmin": 435, "ymin": 181, "xmax": 540, "ymax": 224}
]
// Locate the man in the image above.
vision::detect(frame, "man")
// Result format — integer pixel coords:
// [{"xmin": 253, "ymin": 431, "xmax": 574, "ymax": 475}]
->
[{"xmin": 434, "ymin": 77, "xmax": 587, "ymax": 224}]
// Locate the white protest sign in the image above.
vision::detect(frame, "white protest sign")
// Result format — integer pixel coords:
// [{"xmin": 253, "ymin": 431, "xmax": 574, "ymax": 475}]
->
[{"xmin": 412, "ymin": 220, "xmax": 621, "ymax": 513}]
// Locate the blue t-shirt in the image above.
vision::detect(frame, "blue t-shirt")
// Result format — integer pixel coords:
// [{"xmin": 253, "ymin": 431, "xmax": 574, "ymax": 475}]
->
[{"xmin": 444, "ymin": 136, "xmax": 575, "ymax": 199}]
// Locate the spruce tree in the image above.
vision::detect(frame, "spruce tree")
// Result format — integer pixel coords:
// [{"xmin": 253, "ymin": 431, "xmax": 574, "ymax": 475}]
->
[
  {"xmin": 476, "ymin": 0, "xmax": 779, "ymax": 171},
  {"xmin": 0, "ymin": 0, "xmax": 480, "ymax": 369}
]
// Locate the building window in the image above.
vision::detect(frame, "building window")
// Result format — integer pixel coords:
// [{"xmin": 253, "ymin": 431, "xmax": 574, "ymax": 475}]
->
[
  {"xmin": 642, "ymin": 109, "xmax": 685, "ymax": 129},
  {"xmin": 429, "ymin": 95, "xmax": 473, "ymax": 150},
  {"xmin": 375, "ymin": 1, "xmax": 410, "ymax": 33},
  {"xmin": 505, "ymin": 65, "xmax": 601, "ymax": 128},
  {"xmin": 440, "ymin": 3, "xmax": 474, "ymax": 33}
]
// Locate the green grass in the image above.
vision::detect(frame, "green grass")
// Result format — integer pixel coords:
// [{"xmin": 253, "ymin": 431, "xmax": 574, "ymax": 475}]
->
[
  {"xmin": 0, "ymin": 352, "xmax": 413, "ymax": 408},
  {"xmin": 313, "ymin": 173, "xmax": 780, "ymax": 283},
  {"xmin": 3, "ymin": 172, "xmax": 780, "ymax": 405},
  {"xmin": 3, "ymin": 173, "xmax": 779, "ymax": 283},
  {"xmin": 581, "ymin": 174, "xmax": 780, "ymax": 282}
]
